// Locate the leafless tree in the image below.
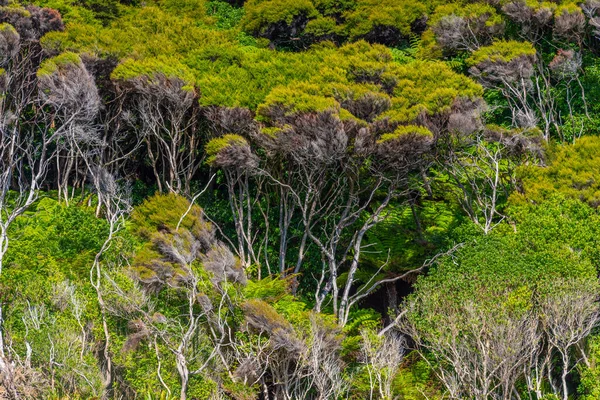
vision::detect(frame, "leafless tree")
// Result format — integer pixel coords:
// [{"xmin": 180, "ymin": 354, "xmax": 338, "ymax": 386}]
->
[
  {"xmin": 240, "ymin": 301, "xmax": 347, "ymax": 400},
  {"xmin": 360, "ymin": 331, "xmax": 405, "ymax": 400},
  {"xmin": 85, "ymin": 175, "xmax": 132, "ymax": 399},
  {"xmin": 538, "ymin": 277, "xmax": 600, "ymax": 400},
  {"xmin": 401, "ymin": 296, "xmax": 541, "ymax": 400},
  {"xmin": 250, "ymin": 112, "xmax": 434, "ymax": 325},
  {"xmin": 206, "ymin": 134, "xmax": 263, "ymax": 270},
  {"xmin": 432, "ymin": 11, "xmax": 504, "ymax": 53},
  {"xmin": 583, "ymin": 0, "xmax": 600, "ymax": 38},
  {"xmin": 438, "ymin": 127, "xmax": 541, "ymax": 234}
]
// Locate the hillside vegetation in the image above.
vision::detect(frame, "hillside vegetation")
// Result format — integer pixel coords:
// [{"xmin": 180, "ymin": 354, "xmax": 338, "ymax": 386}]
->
[{"xmin": 0, "ymin": 0, "xmax": 600, "ymax": 399}]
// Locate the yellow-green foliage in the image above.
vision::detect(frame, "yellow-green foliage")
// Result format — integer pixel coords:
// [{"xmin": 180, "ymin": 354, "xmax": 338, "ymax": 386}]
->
[
  {"xmin": 554, "ymin": 2, "xmax": 583, "ymax": 18},
  {"xmin": 251, "ymin": 42, "xmax": 482, "ymax": 123},
  {"xmin": 0, "ymin": 22, "xmax": 17, "ymax": 35},
  {"xmin": 241, "ymin": 0, "xmax": 318, "ymax": 34},
  {"xmin": 111, "ymin": 57, "xmax": 196, "ymax": 90},
  {"xmin": 205, "ymin": 134, "xmax": 248, "ymax": 165},
  {"xmin": 41, "ymin": 4, "xmax": 226, "ymax": 59},
  {"xmin": 36, "ymin": 51, "xmax": 81, "ymax": 77},
  {"xmin": 36, "ymin": 0, "xmax": 483, "ymax": 123},
  {"xmin": 304, "ymin": 16, "xmax": 338, "ymax": 36},
  {"xmin": 511, "ymin": 136, "xmax": 600, "ymax": 208},
  {"xmin": 241, "ymin": 0, "xmax": 435, "ymax": 42},
  {"xmin": 130, "ymin": 193, "xmax": 206, "ymax": 238},
  {"xmin": 523, "ymin": 0, "xmax": 558, "ymax": 13},
  {"xmin": 242, "ymin": 298, "xmax": 294, "ymax": 330},
  {"xmin": 382, "ymin": 61, "xmax": 483, "ymax": 122},
  {"xmin": 0, "ymin": 3, "xmax": 31, "ymax": 19},
  {"xmin": 466, "ymin": 40, "xmax": 536, "ymax": 66},
  {"xmin": 257, "ymin": 82, "xmax": 340, "ymax": 120},
  {"xmin": 428, "ymin": 2, "xmax": 503, "ymax": 27},
  {"xmin": 261, "ymin": 125, "xmax": 287, "ymax": 138},
  {"xmin": 342, "ymin": 0, "xmax": 428, "ymax": 39},
  {"xmin": 378, "ymin": 125, "xmax": 432, "ymax": 143}
]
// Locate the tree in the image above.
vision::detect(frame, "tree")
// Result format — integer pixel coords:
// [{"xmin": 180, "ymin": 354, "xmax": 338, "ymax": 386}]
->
[
  {"xmin": 107, "ymin": 194, "xmax": 245, "ymax": 400},
  {"xmin": 429, "ymin": 3, "xmax": 504, "ymax": 53},
  {"xmin": 400, "ymin": 197, "xmax": 600, "ymax": 399},
  {"xmin": 437, "ymin": 124, "xmax": 542, "ymax": 234},
  {"xmin": 0, "ymin": 9, "xmax": 65, "ymax": 393},
  {"xmin": 113, "ymin": 59, "xmax": 203, "ymax": 195},
  {"xmin": 467, "ymin": 41, "xmax": 539, "ymax": 130},
  {"xmin": 359, "ymin": 331, "xmax": 405, "ymax": 400},
  {"xmin": 37, "ymin": 52, "xmax": 101, "ymax": 204},
  {"xmin": 256, "ymin": 111, "xmax": 433, "ymax": 324},
  {"xmin": 538, "ymin": 278, "xmax": 600, "ymax": 400}
]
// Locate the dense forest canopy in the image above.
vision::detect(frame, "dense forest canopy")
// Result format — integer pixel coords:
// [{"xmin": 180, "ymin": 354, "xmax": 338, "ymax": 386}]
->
[{"xmin": 0, "ymin": 0, "xmax": 600, "ymax": 399}]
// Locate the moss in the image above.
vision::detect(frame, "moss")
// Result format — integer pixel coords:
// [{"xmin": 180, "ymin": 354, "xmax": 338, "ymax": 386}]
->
[
  {"xmin": 36, "ymin": 52, "xmax": 82, "ymax": 78},
  {"xmin": 466, "ymin": 40, "xmax": 536, "ymax": 67}
]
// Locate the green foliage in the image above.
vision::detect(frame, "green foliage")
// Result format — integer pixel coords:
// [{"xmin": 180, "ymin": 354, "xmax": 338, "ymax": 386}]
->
[
  {"xmin": 10, "ymin": 0, "xmax": 600, "ymax": 397},
  {"xmin": 513, "ymin": 136, "xmax": 600, "ymax": 208},
  {"xmin": 578, "ymin": 334, "xmax": 600, "ymax": 399},
  {"xmin": 408, "ymin": 195, "xmax": 599, "ymax": 330},
  {"xmin": 342, "ymin": 0, "xmax": 427, "ymax": 40},
  {"xmin": 362, "ymin": 200, "xmax": 461, "ymax": 272},
  {"xmin": 205, "ymin": 134, "xmax": 249, "ymax": 165},
  {"xmin": 4, "ymin": 198, "xmax": 110, "ymax": 286},
  {"xmin": 206, "ymin": 0, "xmax": 245, "ymax": 29},
  {"xmin": 111, "ymin": 56, "xmax": 197, "ymax": 89},
  {"xmin": 466, "ymin": 40, "xmax": 536, "ymax": 66},
  {"xmin": 428, "ymin": 2, "xmax": 503, "ymax": 27},
  {"xmin": 378, "ymin": 125, "xmax": 432, "ymax": 143},
  {"xmin": 130, "ymin": 193, "xmax": 204, "ymax": 238},
  {"xmin": 36, "ymin": 51, "xmax": 82, "ymax": 77},
  {"xmin": 241, "ymin": 0, "xmax": 318, "ymax": 35},
  {"xmin": 0, "ymin": 199, "xmax": 130, "ymax": 397}
]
